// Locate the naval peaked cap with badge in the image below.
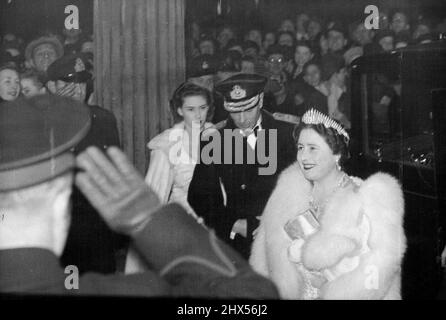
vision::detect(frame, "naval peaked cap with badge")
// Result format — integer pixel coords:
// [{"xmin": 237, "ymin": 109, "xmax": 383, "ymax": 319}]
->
[{"xmin": 215, "ymin": 73, "xmax": 267, "ymax": 112}]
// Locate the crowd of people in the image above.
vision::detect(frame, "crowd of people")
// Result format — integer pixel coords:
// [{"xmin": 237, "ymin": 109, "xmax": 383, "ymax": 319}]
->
[
  {"xmin": 2, "ymin": 6, "xmax": 444, "ymax": 300},
  {"xmin": 184, "ymin": 9, "xmax": 445, "ymax": 129}
]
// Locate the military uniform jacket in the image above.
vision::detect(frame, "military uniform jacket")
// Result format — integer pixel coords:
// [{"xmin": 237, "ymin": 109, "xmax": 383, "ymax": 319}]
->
[
  {"xmin": 188, "ymin": 111, "xmax": 296, "ymax": 258},
  {"xmin": 0, "ymin": 204, "xmax": 278, "ymax": 299},
  {"xmin": 62, "ymin": 105, "xmax": 126, "ymax": 274}
]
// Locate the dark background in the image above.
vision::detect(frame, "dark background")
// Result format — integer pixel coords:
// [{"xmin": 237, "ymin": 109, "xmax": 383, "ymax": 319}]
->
[{"xmin": 0, "ymin": 0, "xmax": 93, "ymax": 41}]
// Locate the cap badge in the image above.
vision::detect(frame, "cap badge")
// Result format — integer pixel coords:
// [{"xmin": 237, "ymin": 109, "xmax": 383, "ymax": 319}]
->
[
  {"xmin": 74, "ymin": 58, "xmax": 86, "ymax": 72},
  {"xmin": 230, "ymin": 85, "xmax": 246, "ymax": 100},
  {"xmin": 202, "ymin": 61, "xmax": 209, "ymax": 69}
]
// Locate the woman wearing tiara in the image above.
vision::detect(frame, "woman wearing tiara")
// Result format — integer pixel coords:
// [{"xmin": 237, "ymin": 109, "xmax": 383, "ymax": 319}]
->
[
  {"xmin": 249, "ymin": 109, "xmax": 406, "ymax": 300},
  {"xmin": 125, "ymin": 82, "xmax": 216, "ymax": 273}
]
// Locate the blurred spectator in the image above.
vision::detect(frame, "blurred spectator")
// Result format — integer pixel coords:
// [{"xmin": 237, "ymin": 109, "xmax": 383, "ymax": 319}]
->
[
  {"xmin": 25, "ymin": 35, "xmax": 64, "ymax": 74},
  {"xmin": 198, "ymin": 36, "xmax": 217, "ymax": 56},
  {"xmin": 46, "ymin": 53, "xmax": 91, "ymax": 103},
  {"xmin": 315, "ymin": 32, "xmax": 329, "ymax": 56},
  {"xmin": 212, "ymin": 50, "xmax": 243, "ymax": 122},
  {"xmin": 217, "ymin": 25, "xmax": 236, "ymax": 50},
  {"xmin": 264, "ymin": 45, "xmax": 297, "ymax": 116},
  {"xmin": 379, "ymin": 11, "xmax": 391, "ymax": 30},
  {"xmin": 326, "ymin": 21, "xmax": 348, "ymax": 53},
  {"xmin": 226, "ymin": 39, "xmax": 244, "ymax": 55},
  {"xmin": 242, "ymin": 40, "xmax": 267, "ymax": 75},
  {"xmin": 391, "ymin": 11, "xmax": 411, "ymax": 38},
  {"xmin": 292, "ymin": 40, "xmax": 314, "ymax": 81},
  {"xmin": 307, "ymin": 17, "xmax": 323, "ymax": 41},
  {"xmin": 0, "ymin": 64, "xmax": 20, "ymax": 103},
  {"xmin": 374, "ymin": 30, "xmax": 395, "ymax": 53},
  {"xmin": 241, "ymin": 56, "xmax": 256, "ymax": 74},
  {"xmin": 243, "ymin": 40, "xmax": 260, "ymax": 59},
  {"xmin": 46, "ymin": 53, "xmax": 126, "ymax": 274},
  {"xmin": 1, "ymin": 33, "xmax": 24, "ymax": 70},
  {"xmin": 415, "ymin": 32, "xmax": 436, "ymax": 45},
  {"xmin": 302, "ymin": 61, "xmax": 329, "ymax": 114},
  {"xmin": 63, "ymin": 28, "xmax": 83, "ymax": 55},
  {"xmin": 343, "ymin": 46, "xmax": 363, "ymax": 66},
  {"xmin": 326, "ymin": 66, "xmax": 351, "ymax": 128},
  {"xmin": 295, "ymin": 13, "xmax": 310, "ymax": 40},
  {"xmin": 80, "ymin": 36, "xmax": 94, "ymax": 80},
  {"xmin": 413, "ymin": 19, "xmax": 432, "ymax": 40},
  {"xmin": 20, "ymin": 69, "xmax": 47, "ymax": 98},
  {"xmin": 262, "ymin": 31, "xmax": 277, "ymax": 54},
  {"xmin": 279, "ymin": 18, "xmax": 296, "ymax": 34},
  {"xmin": 277, "ymin": 30, "xmax": 295, "ymax": 48},
  {"xmin": 244, "ymin": 28, "xmax": 263, "ymax": 51},
  {"xmin": 350, "ymin": 20, "xmax": 375, "ymax": 47},
  {"xmin": 187, "ymin": 54, "xmax": 218, "ymax": 92},
  {"xmin": 320, "ymin": 22, "xmax": 347, "ymax": 80},
  {"xmin": 395, "ymin": 32, "xmax": 411, "ymax": 49}
]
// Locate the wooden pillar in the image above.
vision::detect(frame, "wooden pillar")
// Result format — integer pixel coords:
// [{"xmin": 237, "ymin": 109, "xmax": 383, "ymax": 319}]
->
[{"xmin": 93, "ymin": 0, "xmax": 185, "ymax": 174}]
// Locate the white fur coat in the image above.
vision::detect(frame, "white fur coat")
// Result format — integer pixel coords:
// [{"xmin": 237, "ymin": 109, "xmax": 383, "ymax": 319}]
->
[{"xmin": 249, "ymin": 162, "xmax": 406, "ymax": 300}]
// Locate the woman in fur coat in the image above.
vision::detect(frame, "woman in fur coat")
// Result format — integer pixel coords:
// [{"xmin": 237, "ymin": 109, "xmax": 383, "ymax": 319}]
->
[
  {"xmin": 249, "ymin": 109, "xmax": 406, "ymax": 300},
  {"xmin": 126, "ymin": 82, "xmax": 216, "ymax": 273}
]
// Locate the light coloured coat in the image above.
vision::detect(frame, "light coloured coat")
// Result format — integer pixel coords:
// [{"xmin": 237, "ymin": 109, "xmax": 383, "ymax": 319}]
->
[{"xmin": 249, "ymin": 162, "xmax": 406, "ymax": 299}]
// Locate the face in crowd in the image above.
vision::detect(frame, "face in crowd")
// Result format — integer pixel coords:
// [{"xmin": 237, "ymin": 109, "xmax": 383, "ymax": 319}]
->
[
  {"xmin": 177, "ymin": 94, "xmax": 209, "ymax": 132},
  {"xmin": 294, "ymin": 45, "xmax": 313, "ymax": 67},
  {"xmin": 352, "ymin": 24, "xmax": 374, "ymax": 46},
  {"xmin": 280, "ymin": 19, "xmax": 296, "ymax": 33},
  {"xmin": 32, "ymin": 43, "xmax": 59, "ymax": 73},
  {"xmin": 304, "ymin": 63, "xmax": 321, "ymax": 87},
  {"xmin": 263, "ymin": 32, "xmax": 276, "ymax": 51},
  {"xmin": 267, "ymin": 53, "xmax": 286, "ymax": 75},
  {"xmin": 297, "ymin": 127, "xmax": 341, "ymax": 182},
  {"xmin": 0, "ymin": 68, "xmax": 20, "ymax": 101},
  {"xmin": 241, "ymin": 60, "xmax": 256, "ymax": 74},
  {"xmin": 218, "ymin": 27, "xmax": 235, "ymax": 49},
  {"xmin": 47, "ymin": 79, "xmax": 87, "ymax": 103},
  {"xmin": 246, "ymin": 29, "xmax": 263, "ymax": 48},
  {"xmin": 391, "ymin": 12, "xmax": 410, "ymax": 34},
  {"xmin": 278, "ymin": 33, "xmax": 294, "ymax": 47},
  {"xmin": 307, "ymin": 20, "xmax": 322, "ymax": 39},
  {"xmin": 413, "ymin": 23, "xmax": 430, "ymax": 40},
  {"xmin": 327, "ymin": 30, "xmax": 347, "ymax": 52},
  {"xmin": 199, "ymin": 40, "xmax": 215, "ymax": 56},
  {"xmin": 20, "ymin": 77, "xmax": 46, "ymax": 98},
  {"xmin": 295, "ymin": 13, "xmax": 310, "ymax": 32}
]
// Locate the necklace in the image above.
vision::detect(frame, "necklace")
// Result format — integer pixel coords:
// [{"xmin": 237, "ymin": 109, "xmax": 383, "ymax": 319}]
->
[{"xmin": 309, "ymin": 173, "xmax": 349, "ymax": 217}]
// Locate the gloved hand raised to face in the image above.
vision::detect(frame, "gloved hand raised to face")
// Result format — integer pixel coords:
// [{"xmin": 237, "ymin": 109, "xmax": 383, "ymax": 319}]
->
[{"xmin": 75, "ymin": 146, "xmax": 162, "ymax": 237}]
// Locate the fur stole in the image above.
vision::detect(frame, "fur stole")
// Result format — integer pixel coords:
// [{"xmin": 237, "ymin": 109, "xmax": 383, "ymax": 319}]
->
[{"xmin": 249, "ymin": 162, "xmax": 406, "ymax": 300}]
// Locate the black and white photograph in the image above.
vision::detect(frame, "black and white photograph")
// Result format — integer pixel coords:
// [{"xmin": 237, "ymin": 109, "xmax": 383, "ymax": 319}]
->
[{"xmin": 1, "ymin": 0, "xmax": 446, "ymax": 309}]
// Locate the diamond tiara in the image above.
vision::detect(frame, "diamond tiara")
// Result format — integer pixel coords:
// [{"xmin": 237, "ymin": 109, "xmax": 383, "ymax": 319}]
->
[{"xmin": 301, "ymin": 108, "xmax": 350, "ymax": 141}]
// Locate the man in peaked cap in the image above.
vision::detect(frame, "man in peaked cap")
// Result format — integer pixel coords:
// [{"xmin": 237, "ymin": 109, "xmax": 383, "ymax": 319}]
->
[
  {"xmin": 188, "ymin": 73, "xmax": 297, "ymax": 259},
  {"xmin": 0, "ymin": 95, "xmax": 279, "ymax": 299},
  {"xmin": 47, "ymin": 53, "xmax": 126, "ymax": 275}
]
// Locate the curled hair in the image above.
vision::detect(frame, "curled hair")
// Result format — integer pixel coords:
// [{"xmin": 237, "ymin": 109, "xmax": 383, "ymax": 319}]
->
[
  {"xmin": 292, "ymin": 122, "xmax": 350, "ymax": 167},
  {"xmin": 20, "ymin": 68, "xmax": 46, "ymax": 89},
  {"xmin": 169, "ymin": 82, "xmax": 214, "ymax": 123}
]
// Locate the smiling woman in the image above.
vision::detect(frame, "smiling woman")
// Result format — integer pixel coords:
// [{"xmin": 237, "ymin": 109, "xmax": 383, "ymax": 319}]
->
[
  {"xmin": 250, "ymin": 108, "xmax": 406, "ymax": 300},
  {"xmin": 0, "ymin": 64, "xmax": 20, "ymax": 102}
]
